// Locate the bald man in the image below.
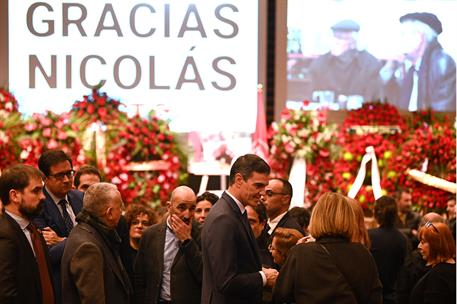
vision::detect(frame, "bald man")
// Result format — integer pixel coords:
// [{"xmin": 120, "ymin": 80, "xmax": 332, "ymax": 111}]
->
[{"xmin": 134, "ymin": 186, "xmax": 202, "ymax": 304}]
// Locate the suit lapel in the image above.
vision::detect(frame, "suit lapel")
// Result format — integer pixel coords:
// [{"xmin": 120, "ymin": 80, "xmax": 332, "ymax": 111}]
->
[
  {"xmin": 221, "ymin": 193, "xmax": 261, "ymax": 268},
  {"xmin": 67, "ymin": 191, "xmax": 83, "ymax": 216},
  {"xmin": 43, "ymin": 188, "xmax": 67, "ymax": 236},
  {"xmin": 4, "ymin": 213, "xmax": 42, "ymax": 293}
]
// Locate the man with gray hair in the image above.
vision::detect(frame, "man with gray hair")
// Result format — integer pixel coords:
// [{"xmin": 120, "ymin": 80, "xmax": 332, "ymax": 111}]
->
[
  {"xmin": 61, "ymin": 182, "xmax": 132, "ymax": 304},
  {"xmin": 381, "ymin": 12, "xmax": 456, "ymax": 112}
]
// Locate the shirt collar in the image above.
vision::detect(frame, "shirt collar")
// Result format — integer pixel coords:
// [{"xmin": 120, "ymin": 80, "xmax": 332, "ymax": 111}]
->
[
  {"xmin": 45, "ymin": 185, "xmax": 68, "ymax": 204},
  {"xmin": 225, "ymin": 190, "xmax": 246, "ymax": 214},
  {"xmin": 268, "ymin": 211, "xmax": 288, "ymax": 227},
  {"xmin": 5, "ymin": 210, "xmax": 30, "ymax": 230}
]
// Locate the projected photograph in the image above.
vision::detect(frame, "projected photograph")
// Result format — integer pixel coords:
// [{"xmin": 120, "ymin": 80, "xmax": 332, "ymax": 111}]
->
[{"xmin": 286, "ymin": 0, "xmax": 457, "ymax": 112}]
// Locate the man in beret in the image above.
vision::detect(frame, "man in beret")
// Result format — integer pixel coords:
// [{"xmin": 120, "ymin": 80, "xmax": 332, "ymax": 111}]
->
[
  {"xmin": 308, "ymin": 19, "xmax": 384, "ymax": 109},
  {"xmin": 381, "ymin": 12, "xmax": 456, "ymax": 112}
]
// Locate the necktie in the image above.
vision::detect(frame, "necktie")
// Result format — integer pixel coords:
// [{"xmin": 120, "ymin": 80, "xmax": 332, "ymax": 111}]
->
[
  {"xmin": 27, "ymin": 223, "xmax": 55, "ymax": 304},
  {"xmin": 58, "ymin": 199, "xmax": 74, "ymax": 235}
]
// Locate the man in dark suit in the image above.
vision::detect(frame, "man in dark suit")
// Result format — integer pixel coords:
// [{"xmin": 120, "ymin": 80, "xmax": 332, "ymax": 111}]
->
[
  {"xmin": 34, "ymin": 150, "xmax": 84, "ymax": 242},
  {"xmin": 262, "ymin": 178, "xmax": 304, "ymax": 240},
  {"xmin": 135, "ymin": 185, "xmax": 202, "ymax": 304},
  {"xmin": 201, "ymin": 154, "xmax": 278, "ymax": 304},
  {"xmin": 61, "ymin": 182, "xmax": 132, "ymax": 304},
  {"xmin": 34, "ymin": 150, "xmax": 84, "ymax": 304},
  {"xmin": 0, "ymin": 164, "xmax": 55, "ymax": 304}
]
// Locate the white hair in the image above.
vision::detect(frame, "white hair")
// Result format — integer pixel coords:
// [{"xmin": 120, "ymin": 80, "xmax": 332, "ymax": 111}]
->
[
  {"xmin": 403, "ymin": 20, "xmax": 438, "ymax": 42},
  {"xmin": 83, "ymin": 182, "xmax": 121, "ymax": 217}
]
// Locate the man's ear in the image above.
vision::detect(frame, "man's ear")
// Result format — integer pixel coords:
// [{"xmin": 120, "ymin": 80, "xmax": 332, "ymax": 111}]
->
[
  {"xmin": 234, "ymin": 173, "xmax": 244, "ymax": 187},
  {"xmin": 166, "ymin": 201, "xmax": 171, "ymax": 212},
  {"xmin": 9, "ymin": 189, "xmax": 20, "ymax": 204}
]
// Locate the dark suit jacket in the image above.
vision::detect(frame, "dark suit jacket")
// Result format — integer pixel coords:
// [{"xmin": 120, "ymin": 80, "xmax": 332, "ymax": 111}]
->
[
  {"xmin": 268, "ymin": 212, "xmax": 304, "ymax": 243},
  {"xmin": 201, "ymin": 192, "xmax": 263, "ymax": 304},
  {"xmin": 33, "ymin": 188, "xmax": 84, "ymax": 237},
  {"xmin": 33, "ymin": 188, "xmax": 83, "ymax": 304},
  {"xmin": 61, "ymin": 222, "xmax": 132, "ymax": 304},
  {"xmin": 134, "ymin": 220, "xmax": 202, "ymax": 304},
  {"xmin": 0, "ymin": 212, "xmax": 54, "ymax": 304}
]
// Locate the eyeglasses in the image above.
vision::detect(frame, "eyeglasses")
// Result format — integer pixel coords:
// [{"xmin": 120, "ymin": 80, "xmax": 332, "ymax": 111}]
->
[
  {"xmin": 424, "ymin": 221, "xmax": 439, "ymax": 234},
  {"xmin": 131, "ymin": 220, "xmax": 151, "ymax": 227},
  {"xmin": 264, "ymin": 190, "xmax": 287, "ymax": 197},
  {"xmin": 268, "ymin": 244, "xmax": 281, "ymax": 253},
  {"xmin": 48, "ymin": 170, "xmax": 75, "ymax": 180}
]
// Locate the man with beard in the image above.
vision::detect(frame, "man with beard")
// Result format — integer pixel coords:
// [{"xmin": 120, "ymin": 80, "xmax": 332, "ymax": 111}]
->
[
  {"xmin": 135, "ymin": 185, "xmax": 202, "ymax": 304},
  {"xmin": 201, "ymin": 154, "xmax": 278, "ymax": 304},
  {"xmin": 34, "ymin": 150, "xmax": 84, "ymax": 304},
  {"xmin": 0, "ymin": 164, "xmax": 55, "ymax": 304},
  {"xmin": 394, "ymin": 188, "xmax": 421, "ymax": 249}
]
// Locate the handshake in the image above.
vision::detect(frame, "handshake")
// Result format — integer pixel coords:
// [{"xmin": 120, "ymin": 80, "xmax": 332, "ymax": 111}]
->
[{"xmin": 262, "ymin": 267, "xmax": 279, "ymax": 288}]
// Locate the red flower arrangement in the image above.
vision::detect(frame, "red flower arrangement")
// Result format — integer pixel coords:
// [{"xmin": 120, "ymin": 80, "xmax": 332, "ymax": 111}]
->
[
  {"xmin": 71, "ymin": 88, "xmax": 127, "ymax": 126},
  {"xmin": 105, "ymin": 113, "xmax": 187, "ymax": 206},
  {"xmin": 392, "ymin": 111, "xmax": 456, "ymax": 211},
  {"xmin": 0, "ymin": 89, "xmax": 21, "ymax": 170},
  {"xmin": 268, "ymin": 106, "xmax": 338, "ymax": 204},
  {"xmin": 16, "ymin": 111, "xmax": 86, "ymax": 167},
  {"xmin": 332, "ymin": 102, "xmax": 407, "ymax": 208}
]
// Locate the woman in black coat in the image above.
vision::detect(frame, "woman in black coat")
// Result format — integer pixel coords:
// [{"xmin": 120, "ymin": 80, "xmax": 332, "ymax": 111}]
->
[
  {"xmin": 410, "ymin": 222, "xmax": 456, "ymax": 304},
  {"xmin": 273, "ymin": 192, "xmax": 382, "ymax": 304}
]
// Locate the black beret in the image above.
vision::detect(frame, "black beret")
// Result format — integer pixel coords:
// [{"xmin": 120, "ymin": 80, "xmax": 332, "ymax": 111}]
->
[
  {"xmin": 400, "ymin": 12, "xmax": 442, "ymax": 34},
  {"xmin": 331, "ymin": 20, "xmax": 360, "ymax": 32}
]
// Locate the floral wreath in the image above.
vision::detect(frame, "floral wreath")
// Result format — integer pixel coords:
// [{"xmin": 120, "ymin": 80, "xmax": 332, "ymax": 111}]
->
[
  {"xmin": 268, "ymin": 104, "xmax": 337, "ymax": 204},
  {"xmin": 71, "ymin": 88, "xmax": 127, "ymax": 126},
  {"xmin": 106, "ymin": 113, "xmax": 187, "ymax": 206},
  {"xmin": 332, "ymin": 102, "xmax": 407, "ymax": 208},
  {"xmin": 392, "ymin": 111, "xmax": 456, "ymax": 211},
  {"xmin": 16, "ymin": 111, "xmax": 86, "ymax": 167},
  {"xmin": 0, "ymin": 89, "xmax": 21, "ymax": 170}
]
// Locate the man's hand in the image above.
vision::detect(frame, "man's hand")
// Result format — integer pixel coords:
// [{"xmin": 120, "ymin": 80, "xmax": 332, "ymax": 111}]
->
[
  {"xmin": 262, "ymin": 267, "xmax": 279, "ymax": 288},
  {"xmin": 170, "ymin": 214, "xmax": 192, "ymax": 242},
  {"xmin": 41, "ymin": 227, "xmax": 65, "ymax": 245}
]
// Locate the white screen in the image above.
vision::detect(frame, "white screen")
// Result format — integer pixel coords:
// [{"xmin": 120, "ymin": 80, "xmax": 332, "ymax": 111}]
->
[{"xmin": 8, "ymin": 0, "xmax": 259, "ymax": 132}]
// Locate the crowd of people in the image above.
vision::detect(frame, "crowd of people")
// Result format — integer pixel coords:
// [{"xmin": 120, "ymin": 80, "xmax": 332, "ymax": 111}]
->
[{"xmin": 0, "ymin": 150, "xmax": 455, "ymax": 303}]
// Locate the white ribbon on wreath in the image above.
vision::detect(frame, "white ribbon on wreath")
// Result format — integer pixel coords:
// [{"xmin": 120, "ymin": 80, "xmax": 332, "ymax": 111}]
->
[
  {"xmin": 348, "ymin": 146, "xmax": 382, "ymax": 200},
  {"xmin": 289, "ymin": 155, "xmax": 306, "ymax": 208}
]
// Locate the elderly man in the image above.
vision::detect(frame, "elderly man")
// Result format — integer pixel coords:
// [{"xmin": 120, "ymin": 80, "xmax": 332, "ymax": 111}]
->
[
  {"xmin": 381, "ymin": 12, "xmax": 456, "ymax": 112},
  {"xmin": 201, "ymin": 154, "xmax": 278, "ymax": 304},
  {"xmin": 61, "ymin": 183, "xmax": 132, "ymax": 304},
  {"xmin": 0, "ymin": 164, "xmax": 55, "ymax": 304},
  {"xmin": 135, "ymin": 185, "xmax": 202, "ymax": 304},
  {"xmin": 308, "ymin": 19, "xmax": 383, "ymax": 107}
]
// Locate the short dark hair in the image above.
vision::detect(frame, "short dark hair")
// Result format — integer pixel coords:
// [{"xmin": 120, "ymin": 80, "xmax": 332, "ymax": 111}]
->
[
  {"xmin": 374, "ymin": 196, "xmax": 398, "ymax": 227},
  {"xmin": 394, "ymin": 188, "xmax": 411, "ymax": 201},
  {"xmin": 288, "ymin": 206, "xmax": 311, "ymax": 228},
  {"xmin": 254, "ymin": 202, "xmax": 268, "ymax": 223},
  {"xmin": 0, "ymin": 164, "xmax": 44, "ymax": 205},
  {"xmin": 229, "ymin": 154, "xmax": 270, "ymax": 185},
  {"xmin": 271, "ymin": 178, "xmax": 293, "ymax": 198},
  {"xmin": 74, "ymin": 165, "xmax": 102, "ymax": 188},
  {"xmin": 38, "ymin": 150, "xmax": 73, "ymax": 176},
  {"xmin": 124, "ymin": 203, "xmax": 157, "ymax": 228},
  {"xmin": 196, "ymin": 191, "xmax": 219, "ymax": 205}
]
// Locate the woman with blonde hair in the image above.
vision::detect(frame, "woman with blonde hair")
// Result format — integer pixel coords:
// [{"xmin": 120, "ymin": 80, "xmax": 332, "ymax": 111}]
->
[
  {"xmin": 273, "ymin": 192, "xmax": 382, "ymax": 304},
  {"xmin": 410, "ymin": 222, "xmax": 455, "ymax": 303}
]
